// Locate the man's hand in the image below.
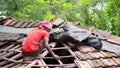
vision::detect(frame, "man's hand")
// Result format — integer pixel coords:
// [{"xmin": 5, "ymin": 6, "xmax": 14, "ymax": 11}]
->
[{"xmin": 53, "ymin": 54, "xmax": 60, "ymax": 60}]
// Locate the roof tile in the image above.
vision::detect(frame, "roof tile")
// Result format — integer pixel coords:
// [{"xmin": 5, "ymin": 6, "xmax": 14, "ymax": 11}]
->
[
  {"xmin": 75, "ymin": 51, "xmax": 93, "ymax": 60},
  {"xmin": 100, "ymin": 58, "xmax": 118, "ymax": 66},
  {"xmin": 26, "ymin": 20, "xmax": 34, "ymax": 28},
  {"xmin": 8, "ymin": 20, "xmax": 21, "ymax": 27},
  {"xmin": 78, "ymin": 46, "xmax": 96, "ymax": 53},
  {"xmin": 3, "ymin": 19, "xmax": 14, "ymax": 26},
  {"xmin": 88, "ymin": 52, "xmax": 105, "ymax": 59},
  {"xmin": 75, "ymin": 60, "xmax": 92, "ymax": 68},
  {"xmin": 107, "ymin": 37, "xmax": 120, "ymax": 45},
  {"xmin": 114, "ymin": 57, "xmax": 120, "ymax": 65},
  {"xmin": 20, "ymin": 21, "xmax": 28, "ymax": 28},
  {"xmin": 100, "ymin": 51, "xmax": 117, "ymax": 58},
  {"xmin": 14, "ymin": 20, "xmax": 25, "ymax": 28},
  {"xmin": 32, "ymin": 20, "xmax": 39, "ymax": 27},
  {"xmin": 89, "ymin": 59, "xmax": 105, "ymax": 67}
]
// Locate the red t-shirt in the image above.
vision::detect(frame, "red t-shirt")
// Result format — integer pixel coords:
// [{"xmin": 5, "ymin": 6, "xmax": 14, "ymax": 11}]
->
[{"xmin": 22, "ymin": 28, "xmax": 49, "ymax": 52}]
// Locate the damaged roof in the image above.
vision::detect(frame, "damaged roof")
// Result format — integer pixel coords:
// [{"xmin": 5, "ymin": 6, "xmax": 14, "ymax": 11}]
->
[{"xmin": 0, "ymin": 17, "xmax": 120, "ymax": 68}]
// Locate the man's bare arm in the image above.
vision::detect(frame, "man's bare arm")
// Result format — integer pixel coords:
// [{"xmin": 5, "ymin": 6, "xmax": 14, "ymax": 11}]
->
[{"xmin": 43, "ymin": 39, "xmax": 59, "ymax": 59}]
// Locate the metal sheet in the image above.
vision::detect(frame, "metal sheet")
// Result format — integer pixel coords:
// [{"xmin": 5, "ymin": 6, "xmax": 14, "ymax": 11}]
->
[
  {"xmin": 101, "ymin": 40, "xmax": 120, "ymax": 53},
  {"xmin": 0, "ymin": 25, "xmax": 32, "ymax": 34}
]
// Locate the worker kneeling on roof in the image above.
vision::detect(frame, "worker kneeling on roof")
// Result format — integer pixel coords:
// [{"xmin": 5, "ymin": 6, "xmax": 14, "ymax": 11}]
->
[{"xmin": 21, "ymin": 21, "xmax": 59, "ymax": 62}]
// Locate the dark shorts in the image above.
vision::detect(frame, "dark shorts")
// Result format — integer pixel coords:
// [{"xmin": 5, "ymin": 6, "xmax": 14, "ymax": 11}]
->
[
  {"xmin": 22, "ymin": 45, "xmax": 44, "ymax": 57},
  {"xmin": 22, "ymin": 50, "xmax": 39, "ymax": 57}
]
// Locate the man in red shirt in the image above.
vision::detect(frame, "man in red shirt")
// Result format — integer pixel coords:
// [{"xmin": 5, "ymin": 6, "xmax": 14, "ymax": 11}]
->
[{"xmin": 21, "ymin": 21, "xmax": 59, "ymax": 61}]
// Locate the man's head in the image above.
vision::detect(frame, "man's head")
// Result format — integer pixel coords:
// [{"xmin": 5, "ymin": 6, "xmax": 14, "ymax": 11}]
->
[{"xmin": 38, "ymin": 21, "xmax": 52, "ymax": 32}]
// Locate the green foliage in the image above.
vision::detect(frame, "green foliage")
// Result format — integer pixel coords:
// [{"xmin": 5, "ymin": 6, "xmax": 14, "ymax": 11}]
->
[{"xmin": 0, "ymin": 0, "xmax": 120, "ymax": 36}]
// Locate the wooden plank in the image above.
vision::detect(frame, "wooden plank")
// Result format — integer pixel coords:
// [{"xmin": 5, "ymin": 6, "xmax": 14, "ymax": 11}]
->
[
  {"xmin": 3, "ymin": 63, "xmax": 15, "ymax": 68},
  {"xmin": 0, "ymin": 44, "xmax": 15, "ymax": 56},
  {"xmin": 11, "ymin": 53, "xmax": 22, "ymax": 59},
  {"xmin": 41, "ymin": 42, "xmax": 56, "ymax": 57},
  {"xmin": 51, "ymin": 47, "xmax": 68, "ymax": 50},
  {"xmin": 0, "ymin": 45, "xmax": 21, "ymax": 66},
  {"xmin": 25, "ymin": 60, "xmax": 38, "ymax": 68},
  {"xmin": 23, "ymin": 64, "xmax": 74, "ymax": 67},
  {"xmin": 23, "ymin": 42, "xmax": 56, "ymax": 68},
  {"xmin": 37, "ymin": 60, "xmax": 44, "ymax": 68},
  {"xmin": 0, "ymin": 49, "xmax": 21, "ymax": 53},
  {"xmin": 0, "ymin": 58, "xmax": 20, "ymax": 63},
  {"xmin": 0, "ymin": 61, "xmax": 8, "ymax": 67},
  {"xmin": 14, "ymin": 64, "xmax": 27, "ymax": 68},
  {"xmin": 61, "ymin": 42, "xmax": 77, "ymax": 59},
  {"xmin": 43, "ymin": 55, "xmax": 74, "ymax": 59},
  {"xmin": 40, "ymin": 59, "xmax": 48, "ymax": 68}
]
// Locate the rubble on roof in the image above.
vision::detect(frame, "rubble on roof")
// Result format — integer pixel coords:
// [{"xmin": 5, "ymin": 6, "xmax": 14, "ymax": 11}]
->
[{"xmin": 0, "ymin": 17, "xmax": 120, "ymax": 68}]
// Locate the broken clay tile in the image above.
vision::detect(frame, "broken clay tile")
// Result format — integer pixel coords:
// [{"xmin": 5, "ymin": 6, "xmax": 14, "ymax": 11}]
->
[
  {"xmin": 78, "ymin": 46, "xmax": 95, "ymax": 53},
  {"xmin": 74, "ymin": 60, "xmax": 92, "ymax": 68},
  {"xmin": 89, "ymin": 59, "xmax": 105, "ymax": 67},
  {"xmin": 100, "ymin": 58, "xmax": 118, "ymax": 66}
]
